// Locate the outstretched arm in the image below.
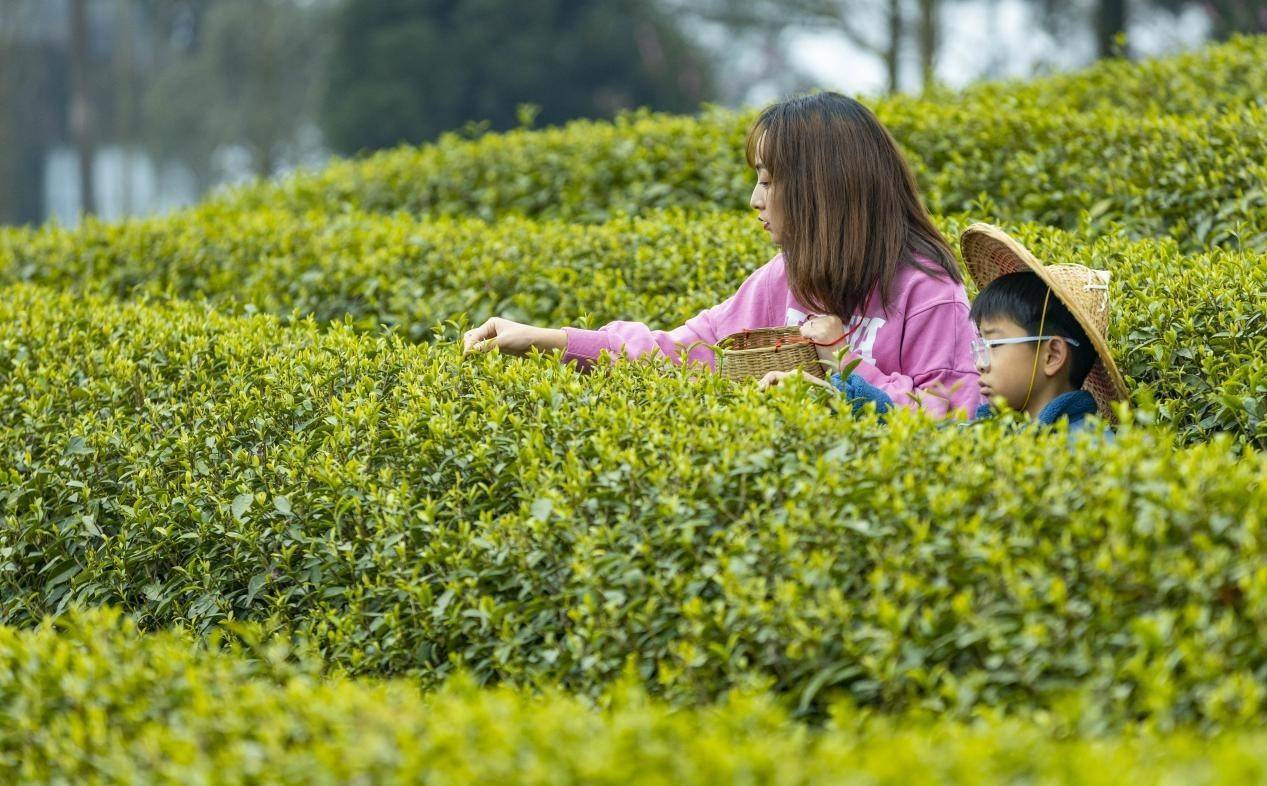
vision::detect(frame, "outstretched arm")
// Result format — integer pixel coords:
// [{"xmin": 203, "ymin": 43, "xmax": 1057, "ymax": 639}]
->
[
  {"xmin": 463, "ymin": 318, "xmax": 568, "ymax": 355},
  {"xmin": 467, "ymin": 257, "xmax": 786, "ymax": 370}
]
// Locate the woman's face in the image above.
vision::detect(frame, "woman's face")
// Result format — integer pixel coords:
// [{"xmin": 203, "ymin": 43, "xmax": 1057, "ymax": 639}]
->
[{"xmin": 749, "ymin": 137, "xmax": 783, "ymax": 245}]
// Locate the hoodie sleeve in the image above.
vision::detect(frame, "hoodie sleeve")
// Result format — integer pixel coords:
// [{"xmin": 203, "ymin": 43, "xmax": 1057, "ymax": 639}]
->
[
  {"xmin": 846, "ymin": 299, "xmax": 982, "ymax": 419},
  {"xmin": 561, "ymin": 258, "xmax": 785, "ymax": 371}
]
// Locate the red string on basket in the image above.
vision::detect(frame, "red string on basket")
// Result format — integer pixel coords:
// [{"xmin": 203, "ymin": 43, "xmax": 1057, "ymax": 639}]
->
[{"xmin": 769, "ymin": 318, "xmax": 864, "ymax": 350}]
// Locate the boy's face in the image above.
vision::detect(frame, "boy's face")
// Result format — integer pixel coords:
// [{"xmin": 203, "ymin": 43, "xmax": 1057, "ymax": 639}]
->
[{"xmin": 974, "ymin": 316, "xmax": 1044, "ymax": 411}]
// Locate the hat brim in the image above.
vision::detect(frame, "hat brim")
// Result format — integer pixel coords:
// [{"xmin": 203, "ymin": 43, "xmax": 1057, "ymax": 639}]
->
[{"xmin": 961, "ymin": 223, "xmax": 1129, "ymax": 422}]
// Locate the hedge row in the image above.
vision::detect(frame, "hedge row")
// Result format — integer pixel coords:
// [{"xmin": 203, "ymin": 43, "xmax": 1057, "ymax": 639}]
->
[
  {"xmin": 4, "ymin": 209, "xmax": 1263, "ymax": 445},
  {"xmin": 0, "ymin": 205, "xmax": 768, "ymax": 340},
  {"xmin": 212, "ymin": 39, "xmax": 1267, "ymax": 252},
  {"xmin": 3, "ymin": 283, "xmax": 1267, "ymax": 726},
  {"xmin": 225, "ymin": 106, "xmax": 751, "ymax": 222},
  {"xmin": 955, "ymin": 34, "xmax": 1267, "ymax": 116},
  {"xmin": 10, "ymin": 608, "xmax": 1267, "ymax": 785},
  {"xmin": 897, "ymin": 104, "xmax": 1267, "ymax": 251}
]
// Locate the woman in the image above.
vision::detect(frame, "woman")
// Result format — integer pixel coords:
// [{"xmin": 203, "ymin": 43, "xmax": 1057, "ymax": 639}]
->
[{"xmin": 463, "ymin": 92, "xmax": 981, "ymax": 418}]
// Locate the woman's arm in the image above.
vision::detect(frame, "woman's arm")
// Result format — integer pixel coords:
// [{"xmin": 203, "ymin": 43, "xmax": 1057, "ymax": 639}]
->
[
  {"xmin": 463, "ymin": 319, "xmax": 568, "ymax": 355},
  {"xmin": 463, "ymin": 307, "xmax": 731, "ymax": 368},
  {"xmin": 465, "ymin": 257, "xmax": 785, "ymax": 369}
]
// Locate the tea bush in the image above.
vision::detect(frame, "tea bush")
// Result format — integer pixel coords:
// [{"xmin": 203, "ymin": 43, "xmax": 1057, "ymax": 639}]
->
[
  {"xmin": 8, "ymin": 607, "xmax": 1267, "ymax": 785},
  {"xmin": 3, "ymin": 284, "xmax": 1267, "ymax": 726},
  {"xmin": 0, "ymin": 206, "xmax": 769, "ymax": 339},
  {"xmin": 229, "ymin": 107, "xmax": 750, "ymax": 223},
  {"xmin": 212, "ymin": 38, "xmax": 1267, "ymax": 251},
  {"xmin": 905, "ymin": 106, "xmax": 1267, "ymax": 251},
  {"xmin": 3, "ymin": 209, "xmax": 1263, "ymax": 445},
  {"xmin": 956, "ymin": 34, "xmax": 1267, "ymax": 116}
]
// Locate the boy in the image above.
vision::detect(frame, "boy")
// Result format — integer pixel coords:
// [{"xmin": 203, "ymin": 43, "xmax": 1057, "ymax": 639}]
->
[
  {"xmin": 761, "ymin": 223, "xmax": 1129, "ymax": 431},
  {"xmin": 961, "ymin": 223, "xmax": 1128, "ymax": 431}
]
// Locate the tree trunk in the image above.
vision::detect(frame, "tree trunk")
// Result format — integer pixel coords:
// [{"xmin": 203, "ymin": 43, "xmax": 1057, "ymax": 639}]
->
[
  {"xmin": 0, "ymin": 17, "xmax": 11, "ymax": 223},
  {"xmin": 114, "ymin": 0, "xmax": 137, "ymax": 214},
  {"xmin": 1203, "ymin": 0, "xmax": 1267, "ymax": 37},
  {"xmin": 1095, "ymin": 0, "xmax": 1127, "ymax": 59},
  {"xmin": 885, "ymin": 0, "xmax": 904, "ymax": 94},
  {"xmin": 70, "ymin": 0, "xmax": 96, "ymax": 216},
  {"xmin": 918, "ymin": 0, "xmax": 938, "ymax": 92}
]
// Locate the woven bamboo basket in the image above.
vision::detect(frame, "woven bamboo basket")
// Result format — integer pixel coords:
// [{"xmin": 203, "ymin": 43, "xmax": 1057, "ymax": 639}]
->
[{"xmin": 716, "ymin": 326, "xmax": 827, "ymax": 381}]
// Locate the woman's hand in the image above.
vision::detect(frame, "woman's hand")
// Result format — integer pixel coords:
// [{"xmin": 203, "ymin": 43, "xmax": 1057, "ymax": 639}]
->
[
  {"xmin": 757, "ymin": 369, "xmax": 837, "ymax": 392},
  {"xmin": 800, "ymin": 314, "xmax": 845, "ymax": 344},
  {"xmin": 463, "ymin": 317, "xmax": 568, "ymax": 356}
]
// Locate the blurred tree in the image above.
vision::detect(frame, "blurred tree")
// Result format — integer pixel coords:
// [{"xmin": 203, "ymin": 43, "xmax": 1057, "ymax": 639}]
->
[
  {"xmin": 140, "ymin": 0, "xmax": 333, "ymax": 184},
  {"xmin": 0, "ymin": 0, "xmax": 335, "ymax": 224},
  {"xmin": 321, "ymin": 0, "xmax": 716, "ymax": 153},
  {"xmin": 69, "ymin": 0, "xmax": 96, "ymax": 214},
  {"xmin": 1185, "ymin": 0, "xmax": 1267, "ymax": 36},
  {"xmin": 1034, "ymin": 0, "xmax": 1267, "ymax": 62},
  {"xmin": 666, "ymin": 0, "xmax": 946, "ymax": 95},
  {"xmin": 1028, "ymin": 0, "xmax": 1126, "ymax": 59},
  {"xmin": 0, "ymin": 3, "xmax": 67, "ymax": 225}
]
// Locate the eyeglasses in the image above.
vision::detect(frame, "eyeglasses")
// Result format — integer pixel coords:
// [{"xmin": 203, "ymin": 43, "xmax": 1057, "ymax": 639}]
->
[{"xmin": 970, "ymin": 335, "xmax": 1081, "ymax": 371}]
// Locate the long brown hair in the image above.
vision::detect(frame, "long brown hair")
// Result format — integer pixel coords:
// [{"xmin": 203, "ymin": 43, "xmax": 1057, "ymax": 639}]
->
[{"xmin": 745, "ymin": 92, "xmax": 959, "ymax": 321}]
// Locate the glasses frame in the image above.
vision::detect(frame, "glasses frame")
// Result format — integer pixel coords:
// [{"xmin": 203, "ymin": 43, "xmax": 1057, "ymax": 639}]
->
[{"xmin": 970, "ymin": 335, "xmax": 1081, "ymax": 371}]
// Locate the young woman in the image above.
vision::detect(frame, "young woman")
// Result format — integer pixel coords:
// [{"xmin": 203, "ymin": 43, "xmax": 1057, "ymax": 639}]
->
[{"xmin": 463, "ymin": 92, "xmax": 981, "ymax": 418}]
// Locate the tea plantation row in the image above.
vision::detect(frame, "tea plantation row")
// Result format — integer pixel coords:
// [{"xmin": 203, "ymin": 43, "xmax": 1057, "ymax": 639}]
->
[
  {"xmin": 3, "ymin": 283, "xmax": 1266, "ymax": 726},
  {"xmin": 7, "ymin": 607, "xmax": 1267, "ymax": 784},
  {"xmin": 3, "ymin": 209, "xmax": 1263, "ymax": 446}
]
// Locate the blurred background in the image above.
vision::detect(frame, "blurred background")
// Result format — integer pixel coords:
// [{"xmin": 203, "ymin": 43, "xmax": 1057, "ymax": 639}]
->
[{"xmin": 0, "ymin": 0, "xmax": 1257, "ymax": 228}]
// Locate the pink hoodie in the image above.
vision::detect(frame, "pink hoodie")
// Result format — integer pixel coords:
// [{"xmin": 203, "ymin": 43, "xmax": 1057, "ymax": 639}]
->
[{"xmin": 562, "ymin": 252, "xmax": 983, "ymax": 418}]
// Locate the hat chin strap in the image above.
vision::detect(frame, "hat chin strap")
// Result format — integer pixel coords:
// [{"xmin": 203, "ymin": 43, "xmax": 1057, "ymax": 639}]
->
[{"xmin": 1020, "ymin": 287, "xmax": 1052, "ymax": 414}]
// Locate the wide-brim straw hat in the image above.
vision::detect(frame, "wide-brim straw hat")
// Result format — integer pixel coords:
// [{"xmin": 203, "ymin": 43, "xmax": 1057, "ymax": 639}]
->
[{"xmin": 961, "ymin": 223, "xmax": 1129, "ymax": 421}]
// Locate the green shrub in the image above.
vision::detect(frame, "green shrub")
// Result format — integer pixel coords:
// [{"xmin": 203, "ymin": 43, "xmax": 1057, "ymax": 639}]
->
[
  {"xmin": 0, "ymin": 206, "xmax": 768, "ymax": 340},
  {"xmin": 956, "ymin": 34, "xmax": 1267, "ymax": 116},
  {"xmin": 5, "ymin": 607, "xmax": 1267, "ymax": 784},
  {"xmin": 0, "ymin": 205, "xmax": 765, "ymax": 337},
  {"xmin": 906, "ymin": 106, "xmax": 1267, "ymax": 252},
  {"xmin": 227, "ymin": 107, "xmax": 751, "ymax": 223},
  {"xmin": 4, "ymin": 209, "xmax": 1263, "ymax": 445},
  {"xmin": 211, "ymin": 38, "xmax": 1267, "ymax": 252},
  {"xmin": 3, "ymin": 284, "xmax": 1267, "ymax": 727}
]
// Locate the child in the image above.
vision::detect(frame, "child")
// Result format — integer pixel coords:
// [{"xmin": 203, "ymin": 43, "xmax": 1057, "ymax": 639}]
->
[
  {"xmin": 961, "ymin": 223, "xmax": 1128, "ymax": 431},
  {"xmin": 795, "ymin": 224, "xmax": 1129, "ymax": 429},
  {"xmin": 464, "ymin": 92, "xmax": 981, "ymax": 419}
]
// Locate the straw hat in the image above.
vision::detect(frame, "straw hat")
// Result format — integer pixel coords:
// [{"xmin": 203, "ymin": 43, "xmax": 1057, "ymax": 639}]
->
[{"xmin": 960, "ymin": 223, "xmax": 1129, "ymax": 421}]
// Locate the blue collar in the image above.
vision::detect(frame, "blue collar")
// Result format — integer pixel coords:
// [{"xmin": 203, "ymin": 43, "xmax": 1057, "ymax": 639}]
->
[
  {"xmin": 1036, "ymin": 389, "xmax": 1098, "ymax": 427},
  {"xmin": 974, "ymin": 390, "xmax": 1099, "ymax": 428}
]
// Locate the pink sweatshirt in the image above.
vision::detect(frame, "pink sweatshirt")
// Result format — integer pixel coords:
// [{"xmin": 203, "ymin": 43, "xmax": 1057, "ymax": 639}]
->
[{"xmin": 562, "ymin": 252, "xmax": 983, "ymax": 418}]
